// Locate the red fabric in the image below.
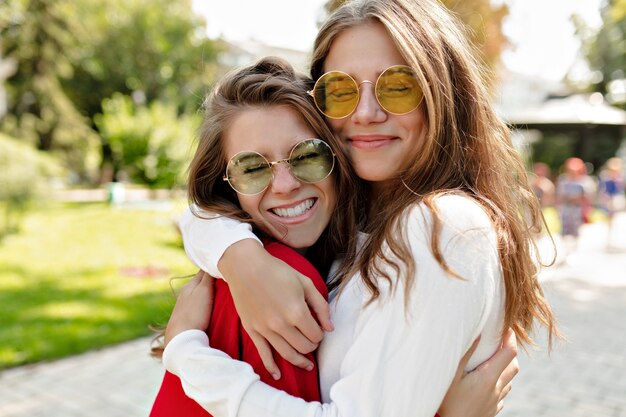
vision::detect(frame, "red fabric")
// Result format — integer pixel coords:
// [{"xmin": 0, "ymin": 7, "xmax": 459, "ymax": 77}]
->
[{"xmin": 150, "ymin": 241, "xmax": 327, "ymax": 417}]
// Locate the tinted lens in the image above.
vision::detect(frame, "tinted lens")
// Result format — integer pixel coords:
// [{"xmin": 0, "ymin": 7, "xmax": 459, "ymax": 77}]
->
[
  {"xmin": 313, "ymin": 71, "xmax": 359, "ymax": 118},
  {"xmin": 376, "ymin": 65, "xmax": 422, "ymax": 115},
  {"xmin": 226, "ymin": 151, "xmax": 271, "ymax": 195},
  {"xmin": 289, "ymin": 139, "xmax": 335, "ymax": 183}
]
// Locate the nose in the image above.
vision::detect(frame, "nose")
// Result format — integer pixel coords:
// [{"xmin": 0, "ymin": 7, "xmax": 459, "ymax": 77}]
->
[
  {"xmin": 270, "ymin": 162, "xmax": 301, "ymax": 194},
  {"xmin": 351, "ymin": 81, "xmax": 387, "ymax": 125}
]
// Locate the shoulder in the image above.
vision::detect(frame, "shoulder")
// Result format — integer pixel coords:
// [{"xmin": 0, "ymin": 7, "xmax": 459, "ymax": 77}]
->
[{"xmin": 405, "ymin": 193, "xmax": 494, "ymax": 234}]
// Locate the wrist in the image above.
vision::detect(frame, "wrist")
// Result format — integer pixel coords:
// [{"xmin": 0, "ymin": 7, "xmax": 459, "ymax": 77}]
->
[{"xmin": 218, "ymin": 239, "xmax": 265, "ymax": 283}]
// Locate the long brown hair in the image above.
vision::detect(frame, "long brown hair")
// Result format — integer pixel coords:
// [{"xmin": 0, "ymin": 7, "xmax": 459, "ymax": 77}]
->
[
  {"xmin": 152, "ymin": 57, "xmax": 363, "ymax": 358},
  {"xmin": 188, "ymin": 56, "xmax": 361, "ymax": 279},
  {"xmin": 311, "ymin": 0, "xmax": 558, "ymax": 347}
]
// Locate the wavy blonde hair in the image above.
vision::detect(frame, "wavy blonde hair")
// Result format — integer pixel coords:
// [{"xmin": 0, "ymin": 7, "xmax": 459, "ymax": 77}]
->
[{"xmin": 311, "ymin": 0, "xmax": 558, "ymax": 347}]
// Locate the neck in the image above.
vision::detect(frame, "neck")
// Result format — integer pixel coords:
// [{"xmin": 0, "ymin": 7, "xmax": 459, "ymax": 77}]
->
[{"xmin": 366, "ymin": 181, "xmax": 386, "ymax": 218}]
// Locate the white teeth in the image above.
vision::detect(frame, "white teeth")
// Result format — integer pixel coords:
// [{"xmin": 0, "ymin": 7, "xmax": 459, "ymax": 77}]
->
[{"xmin": 272, "ymin": 199, "xmax": 315, "ymax": 218}]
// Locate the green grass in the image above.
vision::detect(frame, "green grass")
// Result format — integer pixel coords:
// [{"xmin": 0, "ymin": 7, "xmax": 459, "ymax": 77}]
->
[{"xmin": 0, "ymin": 201, "xmax": 196, "ymax": 369}]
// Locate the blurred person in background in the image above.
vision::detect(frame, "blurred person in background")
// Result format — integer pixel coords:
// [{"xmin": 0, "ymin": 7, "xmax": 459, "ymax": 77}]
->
[
  {"xmin": 531, "ymin": 162, "xmax": 555, "ymax": 209},
  {"xmin": 597, "ymin": 157, "xmax": 625, "ymax": 248},
  {"xmin": 556, "ymin": 157, "xmax": 588, "ymax": 252}
]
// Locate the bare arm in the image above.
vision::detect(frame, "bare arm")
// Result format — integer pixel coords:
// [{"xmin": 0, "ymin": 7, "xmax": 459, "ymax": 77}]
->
[
  {"xmin": 180, "ymin": 208, "xmax": 333, "ymax": 375},
  {"xmin": 218, "ymin": 240, "xmax": 333, "ymax": 376}
]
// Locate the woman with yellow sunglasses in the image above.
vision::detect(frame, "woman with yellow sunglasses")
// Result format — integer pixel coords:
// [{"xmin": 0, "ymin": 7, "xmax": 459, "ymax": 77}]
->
[
  {"xmin": 153, "ymin": 56, "xmax": 515, "ymax": 417},
  {"xmin": 165, "ymin": 0, "xmax": 558, "ymax": 416}
]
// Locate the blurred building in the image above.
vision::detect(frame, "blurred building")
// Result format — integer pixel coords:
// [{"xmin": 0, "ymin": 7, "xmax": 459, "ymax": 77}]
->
[
  {"xmin": 214, "ymin": 38, "xmax": 311, "ymax": 75},
  {"xmin": 496, "ymin": 69, "xmax": 626, "ymax": 169}
]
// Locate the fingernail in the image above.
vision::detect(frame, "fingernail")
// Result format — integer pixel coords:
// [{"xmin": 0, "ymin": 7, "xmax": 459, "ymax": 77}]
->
[
  {"xmin": 306, "ymin": 364, "xmax": 314, "ymax": 371},
  {"xmin": 271, "ymin": 372, "xmax": 281, "ymax": 380}
]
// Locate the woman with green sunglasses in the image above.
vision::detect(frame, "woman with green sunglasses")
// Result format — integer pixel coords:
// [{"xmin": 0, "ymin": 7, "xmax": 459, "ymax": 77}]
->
[
  {"xmin": 164, "ymin": 0, "xmax": 559, "ymax": 416},
  {"xmin": 150, "ymin": 57, "xmax": 357, "ymax": 416}
]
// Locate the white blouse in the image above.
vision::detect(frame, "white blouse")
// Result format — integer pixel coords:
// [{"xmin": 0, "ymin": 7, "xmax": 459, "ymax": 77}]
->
[{"xmin": 166, "ymin": 195, "xmax": 505, "ymax": 417}]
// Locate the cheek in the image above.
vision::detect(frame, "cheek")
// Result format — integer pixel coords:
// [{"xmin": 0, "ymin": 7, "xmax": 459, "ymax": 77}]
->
[
  {"xmin": 319, "ymin": 178, "xmax": 337, "ymax": 212},
  {"xmin": 328, "ymin": 118, "xmax": 345, "ymax": 135},
  {"xmin": 403, "ymin": 113, "xmax": 428, "ymax": 150},
  {"xmin": 238, "ymin": 196, "xmax": 262, "ymax": 221}
]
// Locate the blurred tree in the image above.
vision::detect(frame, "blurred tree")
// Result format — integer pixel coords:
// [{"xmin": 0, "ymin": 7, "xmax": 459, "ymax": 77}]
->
[
  {"xmin": 66, "ymin": 0, "xmax": 219, "ymax": 183},
  {"xmin": 1, "ymin": 0, "xmax": 219, "ymax": 184},
  {"xmin": 94, "ymin": 94, "xmax": 199, "ymax": 189},
  {"xmin": 66, "ymin": 0, "xmax": 220, "ymax": 119},
  {"xmin": 0, "ymin": 0, "xmax": 99, "ymax": 179},
  {"xmin": 579, "ymin": 0, "xmax": 626, "ymax": 109},
  {"xmin": 321, "ymin": 0, "xmax": 508, "ymax": 87},
  {"xmin": 0, "ymin": 132, "xmax": 64, "ymax": 238}
]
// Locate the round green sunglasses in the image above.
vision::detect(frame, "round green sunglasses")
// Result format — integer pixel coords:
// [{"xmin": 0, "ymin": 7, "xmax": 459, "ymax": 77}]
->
[{"xmin": 223, "ymin": 138, "xmax": 336, "ymax": 195}]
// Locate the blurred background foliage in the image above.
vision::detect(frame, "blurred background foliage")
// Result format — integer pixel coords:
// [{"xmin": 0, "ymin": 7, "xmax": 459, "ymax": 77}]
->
[
  {"xmin": 0, "ymin": 133, "xmax": 64, "ymax": 238},
  {"xmin": 94, "ymin": 94, "xmax": 200, "ymax": 189},
  {"xmin": 578, "ymin": 0, "xmax": 626, "ymax": 110},
  {"xmin": 1, "ymin": 0, "xmax": 621, "ymax": 199},
  {"xmin": 0, "ymin": 0, "xmax": 623, "ymax": 368},
  {"xmin": 0, "ymin": 0, "xmax": 217, "ymax": 185}
]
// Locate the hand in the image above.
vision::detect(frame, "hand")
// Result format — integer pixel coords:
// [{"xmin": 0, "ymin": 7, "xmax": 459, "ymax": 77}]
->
[
  {"xmin": 219, "ymin": 240, "xmax": 333, "ymax": 378},
  {"xmin": 438, "ymin": 329, "xmax": 519, "ymax": 417},
  {"xmin": 164, "ymin": 271, "xmax": 215, "ymax": 347}
]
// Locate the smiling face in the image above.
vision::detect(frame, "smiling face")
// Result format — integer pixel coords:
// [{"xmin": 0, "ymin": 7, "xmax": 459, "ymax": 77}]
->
[
  {"xmin": 323, "ymin": 21, "xmax": 428, "ymax": 185},
  {"xmin": 223, "ymin": 105, "xmax": 336, "ymax": 250}
]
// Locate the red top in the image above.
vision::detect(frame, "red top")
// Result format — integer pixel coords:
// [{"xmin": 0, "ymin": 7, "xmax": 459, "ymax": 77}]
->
[{"xmin": 150, "ymin": 241, "xmax": 328, "ymax": 416}]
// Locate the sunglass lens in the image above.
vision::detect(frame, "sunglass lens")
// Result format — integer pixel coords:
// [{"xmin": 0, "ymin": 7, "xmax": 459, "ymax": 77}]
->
[
  {"xmin": 226, "ymin": 152, "xmax": 271, "ymax": 194},
  {"xmin": 290, "ymin": 139, "xmax": 335, "ymax": 183},
  {"xmin": 314, "ymin": 71, "xmax": 359, "ymax": 118},
  {"xmin": 376, "ymin": 65, "xmax": 422, "ymax": 115}
]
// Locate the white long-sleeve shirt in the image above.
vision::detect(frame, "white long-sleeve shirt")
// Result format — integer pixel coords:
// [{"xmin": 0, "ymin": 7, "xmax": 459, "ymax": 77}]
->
[{"xmin": 166, "ymin": 194, "xmax": 505, "ymax": 417}]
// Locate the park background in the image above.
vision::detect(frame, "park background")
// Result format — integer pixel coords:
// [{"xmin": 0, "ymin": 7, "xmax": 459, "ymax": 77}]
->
[{"xmin": 1, "ymin": 1, "xmax": 626, "ymax": 414}]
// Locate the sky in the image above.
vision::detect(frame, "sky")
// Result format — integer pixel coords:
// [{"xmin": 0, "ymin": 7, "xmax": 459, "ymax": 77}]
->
[{"xmin": 192, "ymin": 0, "xmax": 603, "ymax": 81}]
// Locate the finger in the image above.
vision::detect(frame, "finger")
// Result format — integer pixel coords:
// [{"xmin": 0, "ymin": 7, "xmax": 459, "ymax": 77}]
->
[
  {"xmin": 196, "ymin": 272, "xmax": 215, "ymax": 294},
  {"xmin": 501, "ymin": 328, "xmax": 518, "ymax": 353},
  {"xmin": 498, "ymin": 381, "xmax": 513, "ymax": 402},
  {"xmin": 199, "ymin": 271, "xmax": 215, "ymax": 285},
  {"xmin": 266, "ymin": 332, "xmax": 314, "ymax": 370},
  {"xmin": 278, "ymin": 324, "xmax": 318, "ymax": 355},
  {"xmin": 458, "ymin": 335, "xmax": 481, "ymax": 375},
  {"xmin": 250, "ymin": 332, "xmax": 281, "ymax": 380},
  {"xmin": 496, "ymin": 399, "xmax": 504, "ymax": 414},
  {"xmin": 180, "ymin": 271, "xmax": 205, "ymax": 294},
  {"xmin": 498, "ymin": 357, "xmax": 519, "ymax": 388},
  {"xmin": 187, "ymin": 272, "xmax": 212, "ymax": 299},
  {"xmin": 476, "ymin": 331, "xmax": 517, "ymax": 376},
  {"xmin": 300, "ymin": 276, "xmax": 334, "ymax": 332}
]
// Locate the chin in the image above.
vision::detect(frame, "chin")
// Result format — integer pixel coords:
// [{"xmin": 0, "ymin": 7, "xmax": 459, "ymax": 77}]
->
[
  {"xmin": 352, "ymin": 162, "xmax": 394, "ymax": 183},
  {"xmin": 282, "ymin": 237, "xmax": 316, "ymax": 250}
]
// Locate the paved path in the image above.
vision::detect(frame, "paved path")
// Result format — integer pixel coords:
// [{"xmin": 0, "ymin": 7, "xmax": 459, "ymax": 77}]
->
[
  {"xmin": 1, "ymin": 214, "xmax": 625, "ymax": 417},
  {"xmin": 0, "ymin": 336, "xmax": 163, "ymax": 417}
]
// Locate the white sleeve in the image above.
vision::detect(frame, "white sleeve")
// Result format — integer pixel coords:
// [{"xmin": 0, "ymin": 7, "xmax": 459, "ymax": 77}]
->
[
  {"xmin": 179, "ymin": 205, "xmax": 262, "ymax": 278},
  {"xmin": 165, "ymin": 196, "xmax": 504, "ymax": 417}
]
